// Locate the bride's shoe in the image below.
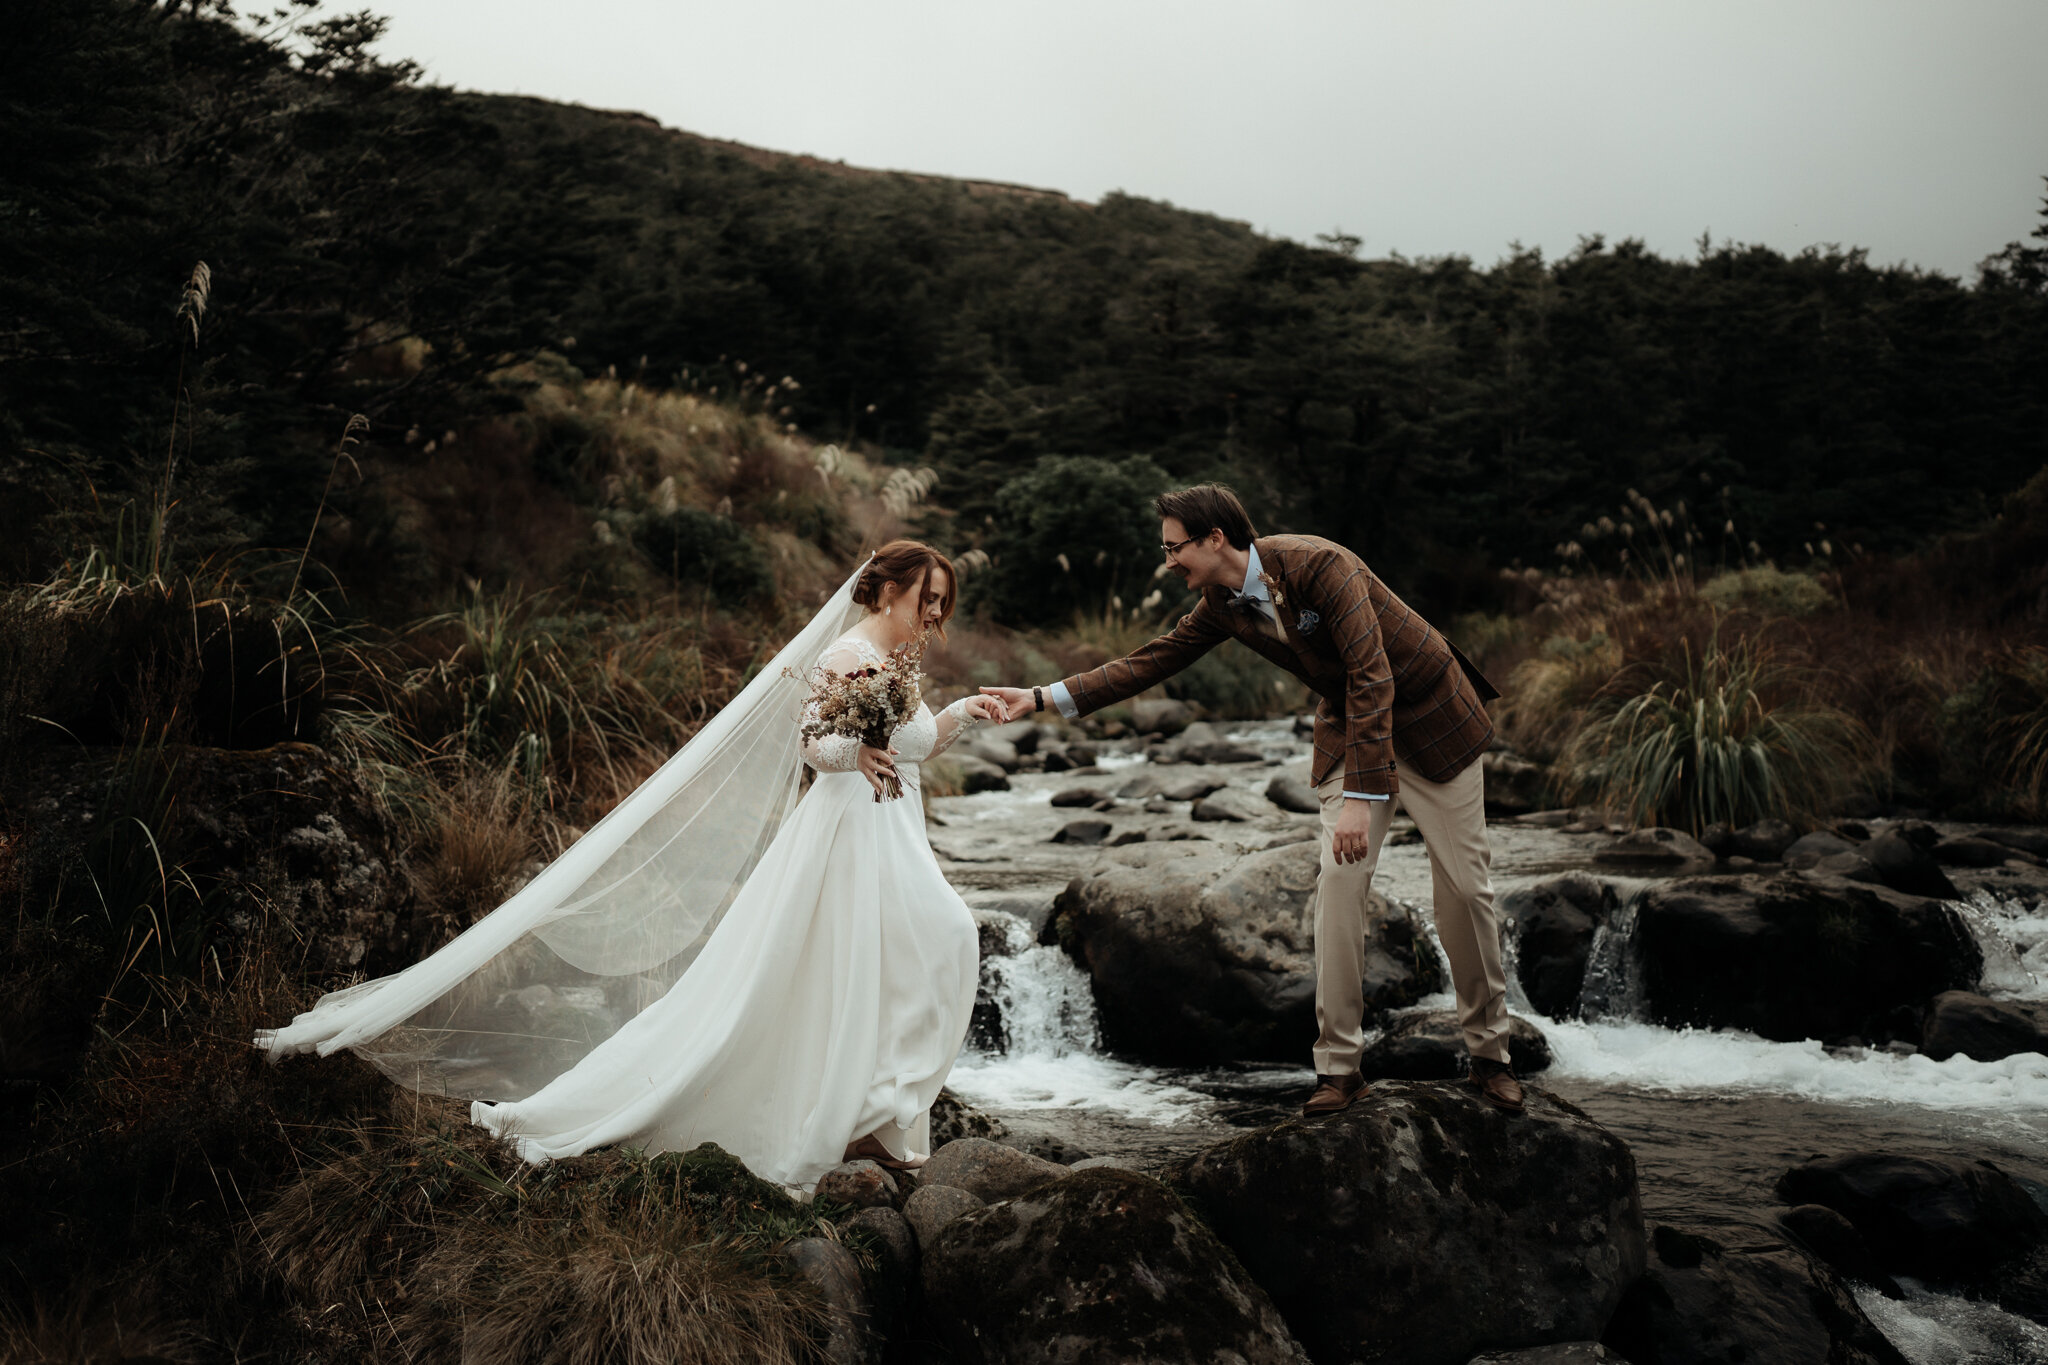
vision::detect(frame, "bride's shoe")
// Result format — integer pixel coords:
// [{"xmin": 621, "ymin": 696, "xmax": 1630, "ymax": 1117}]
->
[{"xmin": 842, "ymin": 1133, "xmax": 926, "ymax": 1171}]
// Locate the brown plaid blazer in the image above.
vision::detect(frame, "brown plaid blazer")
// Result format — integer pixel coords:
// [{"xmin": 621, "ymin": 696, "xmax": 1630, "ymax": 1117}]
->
[{"xmin": 1058, "ymin": 534, "xmax": 1498, "ymax": 795}]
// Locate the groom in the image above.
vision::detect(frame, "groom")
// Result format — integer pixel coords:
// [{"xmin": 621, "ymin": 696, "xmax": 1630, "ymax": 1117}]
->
[{"xmin": 982, "ymin": 484, "xmax": 1523, "ymax": 1115}]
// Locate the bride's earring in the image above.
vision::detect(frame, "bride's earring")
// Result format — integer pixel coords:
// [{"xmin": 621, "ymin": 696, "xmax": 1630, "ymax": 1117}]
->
[{"xmin": 885, "ymin": 604, "xmax": 892, "ymax": 616}]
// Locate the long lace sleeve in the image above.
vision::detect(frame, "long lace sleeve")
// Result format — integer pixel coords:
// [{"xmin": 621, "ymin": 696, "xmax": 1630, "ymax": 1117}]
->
[
  {"xmin": 802, "ymin": 647, "xmax": 866, "ymax": 773},
  {"xmin": 926, "ymin": 696, "xmax": 988, "ymax": 760}
]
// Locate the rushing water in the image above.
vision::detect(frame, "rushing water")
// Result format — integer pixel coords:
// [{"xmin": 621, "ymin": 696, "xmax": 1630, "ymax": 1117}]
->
[{"xmin": 930, "ymin": 720, "xmax": 2048, "ymax": 1364}]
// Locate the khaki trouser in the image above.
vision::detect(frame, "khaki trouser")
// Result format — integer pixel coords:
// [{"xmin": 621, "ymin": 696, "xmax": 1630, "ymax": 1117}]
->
[{"xmin": 1309, "ymin": 760, "xmax": 1510, "ymax": 1075}]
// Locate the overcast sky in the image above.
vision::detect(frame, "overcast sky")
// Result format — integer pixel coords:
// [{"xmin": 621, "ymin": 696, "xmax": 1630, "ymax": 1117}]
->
[{"xmin": 364, "ymin": 0, "xmax": 2046, "ymax": 278}]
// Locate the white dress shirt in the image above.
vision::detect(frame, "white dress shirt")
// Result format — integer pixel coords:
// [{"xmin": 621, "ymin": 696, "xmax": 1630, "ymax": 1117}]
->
[{"xmin": 1047, "ymin": 545, "xmax": 1385, "ymax": 801}]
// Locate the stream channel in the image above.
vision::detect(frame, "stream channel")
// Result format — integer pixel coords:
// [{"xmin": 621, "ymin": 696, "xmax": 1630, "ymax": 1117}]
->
[{"xmin": 926, "ymin": 719, "xmax": 2048, "ymax": 1365}]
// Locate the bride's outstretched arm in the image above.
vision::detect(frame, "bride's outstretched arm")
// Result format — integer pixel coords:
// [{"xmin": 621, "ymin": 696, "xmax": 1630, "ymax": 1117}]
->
[{"xmin": 928, "ymin": 693, "xmax": 1001, "ymax": 759}]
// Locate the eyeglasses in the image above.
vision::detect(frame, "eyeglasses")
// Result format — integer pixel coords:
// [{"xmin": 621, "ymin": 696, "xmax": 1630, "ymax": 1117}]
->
[{"xmin": 1161, "ymin": 534, "xmax": 1203, "ymax": 560}]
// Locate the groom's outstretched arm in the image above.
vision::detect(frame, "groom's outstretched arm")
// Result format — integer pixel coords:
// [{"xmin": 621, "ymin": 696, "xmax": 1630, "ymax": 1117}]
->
[{"xmin": 981, "ymin": 596, "xmax": 1232, "ymax": 722}]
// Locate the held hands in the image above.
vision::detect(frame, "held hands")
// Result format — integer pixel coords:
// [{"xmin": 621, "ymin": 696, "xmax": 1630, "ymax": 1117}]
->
[
  {"xmin": 858, "ymin": 743, "xmax": 900, "ymax": 800},
  {"xmin": 978, "ymin": 686, "xmax": 1037, "ymax": 723},
  {"xmin": 960, "ymin": 694, "xmax": 1006, "ymax": 723}
]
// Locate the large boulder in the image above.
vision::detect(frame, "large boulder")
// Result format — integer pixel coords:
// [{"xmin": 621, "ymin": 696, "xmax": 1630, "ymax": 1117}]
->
[
  {"xmin": 917, "ymin": 1137, "xmax": 1069, "ymax": 1204},
  {"xmin": 1774, "ymin": 1152, "xmax": 2048, "ymax": 1290},
  {"xmin": 1266, "ymin": 774, "xmax": 1321, "ymax": 814},
  {"xmin": 1501, "ymin": 873, "xmax": 1621, "ymax": 1019},
  {"xmin": 1632, "ymin": 871, "xmax": 1981, "ymax": 1042},
  {"xmin": 1919, "ymin": 990, "xmax": 2048, "ymax": 1062},
  {"xmin": 1166, "ymin": 1081, "xmax": 1645, "ymax": 1365},
  {"xmin": 1775, "ymin": 1204, "xmax": 1903, "ymax": 1300},
  {"xmin": 1728, "ymin": 817, "xmax": 1800, "ymax": 861},
  {"xmin": 1862, "ymin": 827, "xmax": 1961, "ymax": 900},
  {"xmin": 780, "ymin": 1236, "xmax": 878, "ymax": 1365},
  {"xmin": 1047, "ymin": 841, "xmax": 1442, "ymax": 1063},
  {"xmin": 1601, "ymin": 1225, "xmax": 1907, "ymax": 1365},
  {"xmin": 1128, "ymin": 698, "xmax": 1196, "ymax": 735},
  {"xmin": 921, "ymin": 1167, "xmax": 1310, "ymax": 1365},
  {"xmin": 1358, "ymin": 1010, "xmax": 1552, "ymax": 1080}
]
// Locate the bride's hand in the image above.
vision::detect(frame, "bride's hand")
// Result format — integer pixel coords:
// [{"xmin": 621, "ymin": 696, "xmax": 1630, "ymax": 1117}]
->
[
  {"xmin": 962, "ymin": 695, "xmax": 1004, "ymax": 723},
  {"xmin": 858, "ymin": 743, "xmax": 899, "ymax": 798}
]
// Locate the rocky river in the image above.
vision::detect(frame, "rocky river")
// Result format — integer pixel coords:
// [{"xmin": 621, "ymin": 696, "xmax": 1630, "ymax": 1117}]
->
[{"xmin": 925, "ymin": 717, "xmax": 2048, "ymax": 1365}]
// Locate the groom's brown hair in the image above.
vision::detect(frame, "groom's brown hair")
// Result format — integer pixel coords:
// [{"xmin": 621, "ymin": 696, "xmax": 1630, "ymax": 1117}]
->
[{"xmin": 1156, "ymin": 484, "xmax": 1258, "ymax": 551}]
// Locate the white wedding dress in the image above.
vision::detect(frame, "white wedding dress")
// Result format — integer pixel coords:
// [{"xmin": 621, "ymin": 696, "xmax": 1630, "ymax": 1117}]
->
[
  {"xmin": 470, "ymin": 635, "xmax": 983, "ymax": 1183},
  {"xmin": 257, "ymin": 557, "xmax": 986, "ymax": 1192}
]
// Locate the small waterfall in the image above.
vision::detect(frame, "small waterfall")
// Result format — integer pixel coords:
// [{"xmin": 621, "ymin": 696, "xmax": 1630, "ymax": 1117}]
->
[
  {"xmin": 1576, "ymin": 896, "xmax": 1646, "ymax": 1022},
  {"xmin": 1952, "ymin": 890, "xmax": 2048, "ymax": 1002},
  {"xmin": 974, "ymin": 915, "xmax": 1102, "ymax": 1058}
]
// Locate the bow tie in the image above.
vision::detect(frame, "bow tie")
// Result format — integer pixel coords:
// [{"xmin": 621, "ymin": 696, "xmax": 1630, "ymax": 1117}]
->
[{"xmin": 1228, "ymin": 591, "xmax": 1270, "ymax": 617}]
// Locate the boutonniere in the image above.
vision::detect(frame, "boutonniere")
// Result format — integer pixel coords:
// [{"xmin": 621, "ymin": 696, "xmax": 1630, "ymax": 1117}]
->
[
  {"xmin": 1296, "ymin": 610, "xmax": 1321, "ymax": 636},
  {"xmin": 1258, "ymin": 572, "xmax": 1286, "ymax": 611}
]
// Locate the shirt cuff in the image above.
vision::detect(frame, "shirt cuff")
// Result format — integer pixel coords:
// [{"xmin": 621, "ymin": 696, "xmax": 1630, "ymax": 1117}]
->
[
  {"xmin": 1046, "ymin": 681, "xmax": 1078, "ymax": 719},
  {"xmin": 1342, "ymin": 791, "xmax": 1391, "ymax": 801}
]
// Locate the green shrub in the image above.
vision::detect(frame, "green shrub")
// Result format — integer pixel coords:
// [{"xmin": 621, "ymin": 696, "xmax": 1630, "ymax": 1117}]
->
[
  {"xmin": 633, "ymin": 507, "xmax": 774, "ymax": 603},
  {"xmin": 1564, "ymin": 633, "xmax": 1871, "ymax": 832},
  {"xmin": 1699, "ymin": 565, "xmax": 1832, "ymax": 618},
  {"xmin": 1166, "ymin": 643, "xmax": 1308, "ymax": 719},
  {"xmin": 976, "ymin": 455, "xmax": 1172, "ymax": 626}
]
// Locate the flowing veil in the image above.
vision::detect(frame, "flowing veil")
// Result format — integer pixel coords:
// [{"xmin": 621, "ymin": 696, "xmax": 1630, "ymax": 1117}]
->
[{"xmin": 256, "ymin": 559, "xmax": 872, "ymax": 1100}]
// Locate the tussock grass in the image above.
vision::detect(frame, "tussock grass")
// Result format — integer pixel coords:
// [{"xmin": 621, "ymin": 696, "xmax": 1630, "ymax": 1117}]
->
[
  {"xmin": 1562, "ymin": 631, "xmax": 1874, "ymax": 833},
  {"xmin": 256, "ymin": 1115, "xmax": 837, "ymax": 1365}
]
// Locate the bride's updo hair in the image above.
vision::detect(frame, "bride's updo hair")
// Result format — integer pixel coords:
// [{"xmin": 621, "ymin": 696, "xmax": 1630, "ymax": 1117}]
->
[{"xmin": 854, "ymin": 539, "xmax": 959, "ymax": 635}]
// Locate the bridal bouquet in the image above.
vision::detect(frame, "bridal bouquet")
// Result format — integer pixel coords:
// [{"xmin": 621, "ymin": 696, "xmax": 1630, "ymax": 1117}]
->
[{"xmin": 797, "ymin": 634, "xmax": 927, "ymax": 800}]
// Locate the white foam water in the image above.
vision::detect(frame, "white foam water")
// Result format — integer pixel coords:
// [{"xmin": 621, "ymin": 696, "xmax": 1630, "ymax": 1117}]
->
[
  {"xmin": 1956, "ymin": 890, "xmax": 2048, "ymax": 1002},
  {"xmin": 1540, "ymin": 1016, "xmax": 2048, "ymax": 1113},
  {"xmin": 949, "ymin": 915, "xmax": 1215, "ymax": 1125},
  {"xmin": 1855, "ymin": 1282, "xmax": 2048, "ymax": 1365}
]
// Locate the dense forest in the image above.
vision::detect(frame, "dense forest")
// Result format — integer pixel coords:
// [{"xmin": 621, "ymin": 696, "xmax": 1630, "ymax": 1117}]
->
[{"xmin": 7, "ymin": 0, "xmax": 2047, "ymax": 624}]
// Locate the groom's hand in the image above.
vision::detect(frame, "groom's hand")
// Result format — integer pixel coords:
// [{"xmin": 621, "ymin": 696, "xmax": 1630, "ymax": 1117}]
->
[
  {"xmin": 1332, "ymin": 798, "xmax": 1377, "ymax": 865},
  {"xmin": 978, "ymin": 686, "xmax": 1035, "ymax": 722}
]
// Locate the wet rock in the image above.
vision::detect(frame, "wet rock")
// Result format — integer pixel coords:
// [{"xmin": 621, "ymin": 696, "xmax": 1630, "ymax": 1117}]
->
[
  {"xmin": 1192, "ymin": 788, "xmax": 1262, "ymax": 823},
  {"xmin": 1602, "ymin": 1225, "xmax": 1906, "ymax": 1365},
  {"xmin": 1003, "ymin": 1133, "xmax": 1092, "ymax": 1165},
  {"xmin": 984, "ymin": 719, "xmax": 1041, "ymax": 754},
  {"xmin": 1265, "ymin": 774, "xmax": 1321, "ymax": 814},
  {"xmin": 1920, "ymin": 989, "xmax": 2048, "ymax": 1062},
  {"xmin": 971, "ymin": 908, "xmax": 1023, "ymax": 961},
  {"xmin": 1784, "ymin": 829, "xmax": 1857, "ymax": 869},
  {"xmin": 929, "ymin": 1088, "xmax": 1006, "ymax": 1144},
  {"xmin": 1863, "ymin": 827, "xmax": 1961, "ymax": 899},
  {"xmin": 1594, "ymin": 827, "xmax": 1714, "ymax": 868},
  {"xmin": 903, "ymin": 1183, "xmax": 984, "ymax": 1246},
  {"xmin": 1775, "ymin": 1152, "xmax": 2048, "ymax": 1288},
  {"xmin": 1814, "ymin": 849, "xmax": 1885, "ymax": 885},
  {"xmin": 966, "ymin": 735, "xmax": 1021, "ymax": 771},
  {"xmin": 1049, "ymin": 785, "xmax": 1111, "ymax": 807},
  {"xmin": 918, "ymin": 1138, "xmax": 1068, "ymax": 1204},
  {"xmin": 1048, "ymin": 840, "xmax": 1442, "ymax": 1063},
  {"xmin": 1501, "ymin": 873, "xmax": 1621, "ymax": 1019},
  {"xmin": 1933, "ymin": 835, "xmax": 2030, "ymax": 868},
  {"xmin": 953, "ymin": 753, "xmax": 1010, "ymax": 794},
  {"xmin": 1481, "ymin": 750, "xmax": 1550, "ymax": 815},
  {"xmin": 1108, "ymin": 830, "xmax": 1148, "ymax": 846},
  {"xmin": 780, "ymin": 1237, "xmax": 877, "ymax": 1364},
  {"xmin": 1161, "ymin": 721, "xmax": 1265, "ymax": 765},
  {"xmin": 1050, "ymin": 819, "xmax": 1111, "ymax": 845},
  {"xmin": 1633, "ymin": 872, "xmax": 1982, "ymax": 1042},
  {"xmin": 1729, "ymin": 817, "xmax": 1799, "ymax": 861},
  {"xmin": 815, "ymin": 1160, "xmax": 902, "ymax": 1212},
  {"xmin": 1064, "ymin": 742, "xmax": 1098, "ymax": 767},
  {"xmin": 1467, "ymin": 1347, "xmax": 1622, "ymax": 1365},
  {"xmin": 1699, "ymin": 821, "xmax": 1735, "ymax": 856},
  {"xmin": 1116, "ymin": 767, "xmax": 1190, "ymax": 800},
  {"xmin": 1164, "ymin": 776, "xmax": 1229, "ymax": 801},
  {"xmin": 1168, "ymin": 1081, "xmax": 1645, "ymax": 1365},
  {"xmin": 847, "ymin": 1205, "xmax": 918, "ymax": 1333},
  {"xmin": 1358, "ymin": 1010, "xmax": 1553, "ymax": 1079},
  {"xmin": 922, "ymin": 1167, "xmax": 1309, "ymax": 1365},
  {"xmin": 1128, "ymin": 698, "xmax": 1195, "ymax": 735},
  {"xmin": 1980, "ymin": 826, "xmax": 2048, "ymax": 860},
  {"xmin": 1069, "ymin": 1154, "xmax": 1145, "ymax": 1173},
  {"xmin": 1777, "ymin": 1203, "xmax": 1903, "ymax": 1299}
]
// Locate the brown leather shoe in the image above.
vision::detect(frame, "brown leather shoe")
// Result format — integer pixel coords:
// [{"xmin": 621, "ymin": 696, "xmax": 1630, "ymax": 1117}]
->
[
  {"xmin": 1302, "ymin": 1072, "xmax": 1368, "ymax": 1116},
  {"xmin": 1470, "ymin": 1057, "xmax": 1525, "ymax": 1113}
]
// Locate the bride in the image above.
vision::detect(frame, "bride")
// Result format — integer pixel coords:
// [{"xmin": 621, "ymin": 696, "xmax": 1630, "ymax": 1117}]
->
[{"xmin": 256, "ymin": 540, "xmax": 1000, "ymax": 1187}]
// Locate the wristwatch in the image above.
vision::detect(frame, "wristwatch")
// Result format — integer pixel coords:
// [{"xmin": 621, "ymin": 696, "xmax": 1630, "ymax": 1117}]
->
[{"xmin": 1033, "ymin": 686, "xmax": 1044, "ymax": 713}]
